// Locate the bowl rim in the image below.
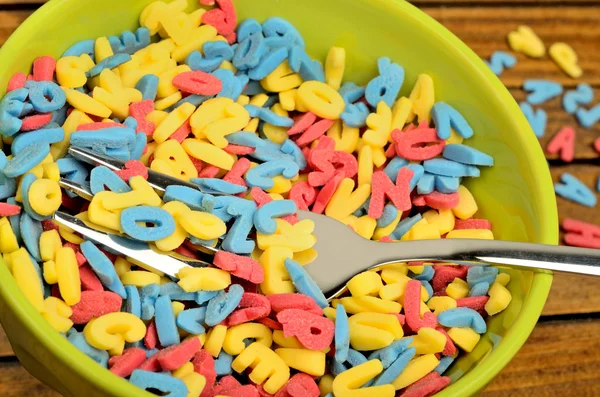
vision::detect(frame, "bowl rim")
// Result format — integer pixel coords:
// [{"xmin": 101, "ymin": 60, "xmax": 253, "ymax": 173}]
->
[{"xmin": 0, "ymin": 0, "xmax": 556, "ymax": 396}]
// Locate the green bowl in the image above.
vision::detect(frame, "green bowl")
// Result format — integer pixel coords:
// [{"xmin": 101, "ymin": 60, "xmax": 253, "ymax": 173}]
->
[{"xmin": 0, "ymin": 0, "xmax": 557, "ymax": 396}]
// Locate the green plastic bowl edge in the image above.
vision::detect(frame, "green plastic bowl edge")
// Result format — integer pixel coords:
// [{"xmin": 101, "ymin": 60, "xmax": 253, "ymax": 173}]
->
[{"xmin": 0, "ymin": 0, "xmax": 557, "ymax": 396}]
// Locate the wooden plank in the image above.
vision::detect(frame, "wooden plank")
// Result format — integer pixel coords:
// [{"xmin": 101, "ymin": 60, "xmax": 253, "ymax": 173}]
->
[
  {"xmin": 551, "ymin": 163, "xmax": 600, "ymax": 229},
  {"xmin": 539, "ymin": 163, "xmax": 600, "ymax": 316},
  {"xmin": 0, "ymin": 0, "xmax": 43, "ymax": 4},
  {"xmin": 0, "ymin": 11, "xmax": 30, "ymax": 46},
  {"xmin": 510, "ymin": 89, "xmax": 600, "ymax": 161},
  {"xmin": 0, "ymin": 361, "xmax": 60, "ymax": 397},
  {"xmin": 0, "ymin": 325, "xmax": 12, "ymax": 357},
  {"xmin": 482, "ymin": 319, "xmax": 600, "ymax": 396},
  {"xmin": 543, "ymin": 274, "xmax": 600, "ymax": 316},
  {"xmin": 423, "ymin": 6, "xmax": 600, "ymax": 88}
]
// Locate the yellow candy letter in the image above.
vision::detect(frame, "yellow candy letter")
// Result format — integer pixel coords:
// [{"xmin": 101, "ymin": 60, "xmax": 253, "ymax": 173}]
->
[{"xmin": 232, "ymin": 342, "xmax": 290, "ymax": 395}]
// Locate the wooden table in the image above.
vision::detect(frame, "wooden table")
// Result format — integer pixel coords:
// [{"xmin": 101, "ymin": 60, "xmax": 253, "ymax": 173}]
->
[{"xmin": 0, "ymin": 0, "xmax": 599, "ymax": 396}]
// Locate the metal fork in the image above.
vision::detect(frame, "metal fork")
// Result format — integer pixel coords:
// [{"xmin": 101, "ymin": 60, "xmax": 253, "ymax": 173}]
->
[{"xmin": 57, "ymin": 147, "xmax": 600, "ymax": 301}]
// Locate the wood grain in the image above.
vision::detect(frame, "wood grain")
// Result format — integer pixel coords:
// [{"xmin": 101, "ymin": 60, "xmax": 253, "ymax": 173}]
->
[
  {"xmin": 0, "ymin": 361, "xmax": 60, "ymax": 397},
  {"xmin": 512, "ymin": 89, "xmax": 600, "ymax": 161},
  {"xmin": 551, "ymin": 164, "xmax": 600, "ymax": 230},
  {"xmin": 0, "ymin": 326, "xmax": 12, "ymax": 357},
  {"xmin": 423, "ymin": 6, "xmax": 600, "ymax": 88},
  {"xmin": 482, "ymin": 319, "xmax": 600, "ymax": 396},
  {"xmin": 543, "ymin": 274, "xmax": 600, "ymax": 316},
  {"xmin": 0, "ymin": 1, "xmax": 597, "ymax": 397},
  {"xmin": 0, "ymin": 11, "xmax": 29, "ymax": 45}
]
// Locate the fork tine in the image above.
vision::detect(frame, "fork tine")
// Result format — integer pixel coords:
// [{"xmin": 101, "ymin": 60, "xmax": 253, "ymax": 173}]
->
[
  {"xmin": 67, "ymin": 145, "xmax": 201, "ymax": 193},
  {"xmin": 59, "ymin": 178, "xmax": 94, "ymax": 201},
  {"xmin": 52, "ymin": 211, "xmax": 212, "ymax": 278},
  {"xmin": 58, "ymin": 177, "xmax": 222, "ymax": 259}
]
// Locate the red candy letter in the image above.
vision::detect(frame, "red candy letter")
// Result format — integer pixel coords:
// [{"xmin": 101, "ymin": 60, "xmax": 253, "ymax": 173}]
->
[
  {"xmin": 33, "ymin": 56, "xmax": 56, "ymax": 82},
  {"xmin": 192, "ymin": 350, "xmax": 217, "ymax": 397},
  {"xmin": 7, "ymin": 72, "xmax": 27, "ymax": 92},
  {"xmin": 431, "ymin": 265, "xmax": 469, "ymax": 294},
  {"xmin": 546, "ymin": 126, "xmax": 575, "ymax": 163},
  {"xmin": 79, "ymin": 265, "xmax": 103, "ymax": 291},
  {"xmin": 423, "ymin": 191, "xmax": 460, "ymax": 210},
  {"xmin": 288, "ymin": 112, "xmax": 318, "ymax": 135},
  {"xmin": 296, "ymin": 119, "xmax": 335, "ymax": 147},
  {"xmin": 213, "ymin": 250, "xmax": 265, "ymax": 284},
  {"xmin": 129, "ymin": 100, "xmax": 156, "ymax": 136},
  {"xmin": 392, "ymin": 124, "xmax": 446, "ymax": 161},
  {"xmin": 308, "ymin": 150, "xmax": 335, "ymax": 187},
  {"xmin": 227, "ymin": 292, "xmax": 271, "ymax": 326},
  {"xmin": 368, "ymin": 168, "xmax": 413, "ymax": 219},
  {"xmin": 401, "ymin": 372, "xmax": 451, "ymax": 397},
  {"xmin": 266, "ymin": 294, "xmax": 322, "ymax": 316},
  {"xmin": 277, "ymin": 309, "xmax": 334, "ymax": 351},
  {"xmin": 70, "ymin": 291, "xmax": 123, "ymax": 324},
  {"xmin": 116, "ymin": 160, "xmax": 149, "ymax": 182},
  {"xmin": 200, "ymin": 0, "xmax": 237, "ymax": 43},
  {"xmin": 21, "ymin": 113, "xmax": 52, "ymax": 131},
  {"xmin": 453, "ymin": 219, "xmax": 492, "ymax": 230},
  {"xmin": 0, "ymin": 202, "xmax": 21, "ymax": 216},
  {"xmin": 456, "ymin": 296, "xmax": 489, "ymax": 313},
  {"xmin": 404, "ymin": 280, "xmax": 438, "ymax": 332},
  {"xmin": 213, "ymin": 376, "xmax": 260, "ymax": 397},
  {"xmin": 289, "ymin": 182, "xmax": 317, "ymax": 211},
  {"xmin": 155, "ymin": 337, "xmax": 202, "ymax": 371},
  {"xmin": 173, "ymin": 71, "xmax": 223, "ymax": 96},
  {"xmin": 331, "ymin": 151, "xmax": 358, "ymax": 179},
  {"xmin": 144, "ymin": 321, "xmax": 159, "ymax": 350},
  {"xmin": 275, "ymin": 373, "xmax": 320, "ymax": 397},
  {"xmin": 109, "ymin": 348, "xmax": 146, "ymax": 378},
  {"xmin": 224, "ymin": 158, "xmax": 252, "ymax": 190},
  {"xmin": 562, "ymin": 218, "xmax": 600, "ymax": 249},
  {"xmin": 311, "ymin": 173, "xmax": 344, "ymax": 214},
  {"xmin": 435, "ymin": 327, "xmax": 457, "ymax": 357}
]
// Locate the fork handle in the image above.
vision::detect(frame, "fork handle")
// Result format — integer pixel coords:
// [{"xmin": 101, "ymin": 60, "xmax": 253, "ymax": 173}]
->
[{"xmin": 370, "ymin": 238, "xmax": 600, "ymax": 277}]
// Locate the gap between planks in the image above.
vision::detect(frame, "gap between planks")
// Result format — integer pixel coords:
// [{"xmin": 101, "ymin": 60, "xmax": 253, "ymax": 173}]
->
[
  {"xmin": 482, "ymin": 319, "xmax": 600, "ymax": 396},
  {"xmin": 0, "ymin": 361, "xmax": 60, "ymax": 397}
]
